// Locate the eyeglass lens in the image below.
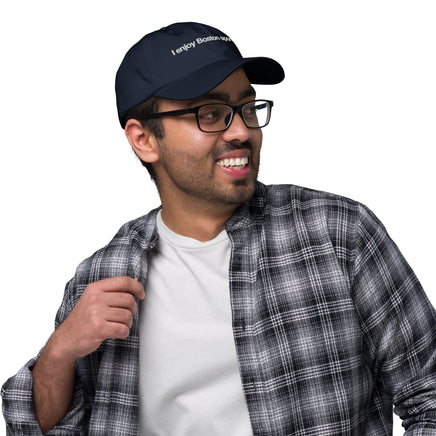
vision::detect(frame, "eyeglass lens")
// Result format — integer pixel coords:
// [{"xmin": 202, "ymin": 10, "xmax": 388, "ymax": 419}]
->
[{"xmin": 197, "ymin": 101, "xmax": 271, "ymax": 132}]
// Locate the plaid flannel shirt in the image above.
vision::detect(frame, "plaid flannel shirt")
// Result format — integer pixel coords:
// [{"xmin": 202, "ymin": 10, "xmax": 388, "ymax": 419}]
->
[{"xmin": 3, "ymin": 182, "xmax": 436, "ymax": 435}]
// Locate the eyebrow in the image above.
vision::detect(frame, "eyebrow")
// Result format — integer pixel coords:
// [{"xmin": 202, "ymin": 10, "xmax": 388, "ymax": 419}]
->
[{"xmin": 185, "ymin": 86, "xmax": 256, "ymax": 107}]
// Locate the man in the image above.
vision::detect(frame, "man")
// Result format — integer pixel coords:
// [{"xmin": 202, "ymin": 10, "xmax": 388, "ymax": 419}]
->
[{"xmin": 2, "ymin": 21, "xmax": 436, "ymax": 435}]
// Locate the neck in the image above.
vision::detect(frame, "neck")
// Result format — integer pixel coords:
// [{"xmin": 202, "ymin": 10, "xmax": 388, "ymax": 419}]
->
[{"xmin": 159, "ymin": 197, "xmax": 238, "ymax": 242}]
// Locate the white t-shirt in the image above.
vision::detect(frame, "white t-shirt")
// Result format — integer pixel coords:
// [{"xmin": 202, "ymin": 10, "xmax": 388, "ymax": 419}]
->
[{"xmin": 138, "ymin": 211, "xmax": 253, "ymax": 435}]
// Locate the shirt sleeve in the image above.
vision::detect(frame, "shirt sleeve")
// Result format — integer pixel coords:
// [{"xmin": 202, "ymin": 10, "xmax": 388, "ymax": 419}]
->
[
  {"xmin": 1, "ymin": 278, "xmax": 89, "ymax": 435},
  {"xmin": 351, "ymin": 204, "xmax": 436, "ymax": 434}
]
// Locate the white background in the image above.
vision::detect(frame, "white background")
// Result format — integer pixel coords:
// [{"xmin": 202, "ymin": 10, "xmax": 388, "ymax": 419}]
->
[{"xmin": 1, "ymin": 1, "xmax": 435, "ymax": 434}]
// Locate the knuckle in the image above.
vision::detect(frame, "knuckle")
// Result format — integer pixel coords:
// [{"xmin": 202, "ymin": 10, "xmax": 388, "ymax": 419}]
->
[
  {"xmin": 86, "ymin": 281, "xmax": 100, "ymax": 293},
  {"xmin": 131, "ymin": 300, "xmax": 138, "ymax": 315},
  {"xmin": 120, "ymin": 293, "xmax": 136, "ymax": 313},
  {"xmin": 89, "ymin": 317, "xmax": 104, "ymax": 334},
  {"xmin": 84, "ymin": 284, "xmax": 103, "ymax": 303},
  {"xmin": 122, "ymin": 292, "xmax": 134, "ymax": 305},
  {"xmin": 120, "ymin": 309, "xmax": 132, "ymax": 323},
  {"xmin": 87, "ymin": 293, "xmax": 100, "ymax": 305},
  {"xmin": 89, "ymin": 307, "xmax": 101, "ymax": 320},
  {"xmin": 116, "ymin": 324, "xmax": 130, "ymax": 339},
  {"xmin": 118, "ymin": 276, "xmax": 131, "ymax": 288}
]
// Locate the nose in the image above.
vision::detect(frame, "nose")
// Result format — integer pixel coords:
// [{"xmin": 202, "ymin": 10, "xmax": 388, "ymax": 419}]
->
[{"xmin": 221, "ymin": 112, "xmax": 251, "ymax": 143}]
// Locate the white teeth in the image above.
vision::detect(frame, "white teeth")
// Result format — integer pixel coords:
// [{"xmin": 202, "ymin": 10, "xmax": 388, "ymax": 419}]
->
[{"xmin": 217, "ymin": 156, "xmax": 248, "ymax": 168}]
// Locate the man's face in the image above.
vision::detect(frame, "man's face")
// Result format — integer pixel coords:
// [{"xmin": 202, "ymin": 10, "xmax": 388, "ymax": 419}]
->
[{"xmin": 152, "ymin": 69, "xmax": 263, "ymax": 209}]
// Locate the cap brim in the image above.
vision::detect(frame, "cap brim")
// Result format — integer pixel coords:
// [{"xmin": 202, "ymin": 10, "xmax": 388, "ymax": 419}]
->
[{"xmin": 153, "ymin": 56, "xmax": 284, "ymax": 101}]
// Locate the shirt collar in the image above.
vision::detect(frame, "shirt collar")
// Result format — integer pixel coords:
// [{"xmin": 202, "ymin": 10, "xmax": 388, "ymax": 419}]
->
[{"xmin": 225, "ymin": 182, "xmax": 266, "ymax": 232}]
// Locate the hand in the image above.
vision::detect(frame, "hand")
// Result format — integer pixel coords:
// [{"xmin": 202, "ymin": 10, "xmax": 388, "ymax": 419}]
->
[{"xmin": 51, "ymin": 276, "xmax": 145, "ymax": 362}]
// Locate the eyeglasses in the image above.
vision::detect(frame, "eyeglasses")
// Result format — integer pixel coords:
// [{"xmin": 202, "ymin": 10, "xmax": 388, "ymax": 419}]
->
[{"xmin": 142, "ymin": 99, "xmax": 273, "ymax": 133}]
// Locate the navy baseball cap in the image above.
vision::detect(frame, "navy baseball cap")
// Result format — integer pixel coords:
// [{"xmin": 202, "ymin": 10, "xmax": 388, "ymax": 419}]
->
[{"xmin": 115, "ymin": 22, "xmax": 285, "ymax": 128}]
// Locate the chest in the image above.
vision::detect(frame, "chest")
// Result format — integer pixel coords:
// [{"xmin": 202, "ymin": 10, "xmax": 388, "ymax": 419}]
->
[{"xmin": 227, "ymin": 222, "xmax": 371, "ymax": 434}]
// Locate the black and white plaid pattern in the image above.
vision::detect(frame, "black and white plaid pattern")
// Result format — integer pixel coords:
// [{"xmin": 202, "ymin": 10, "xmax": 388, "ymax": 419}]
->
[{"xmin": 3, "ymin": 183, "xmax": 436, "ymax": 435}]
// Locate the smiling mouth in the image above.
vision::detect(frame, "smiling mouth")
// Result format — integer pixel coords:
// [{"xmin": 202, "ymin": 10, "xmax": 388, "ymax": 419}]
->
[{"xmin": 216, "ymin": 156, "xmax": 249, "ymax": 170}]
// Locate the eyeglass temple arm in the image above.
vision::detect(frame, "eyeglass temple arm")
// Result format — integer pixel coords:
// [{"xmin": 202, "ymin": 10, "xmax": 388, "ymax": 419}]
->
[{"xmin": 142, "ymin": 107, "xmax": 197, "ymax": 119}]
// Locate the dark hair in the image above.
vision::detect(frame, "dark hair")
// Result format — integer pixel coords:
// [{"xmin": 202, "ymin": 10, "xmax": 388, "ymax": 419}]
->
[{"xmin": 124, "ymin": 96, "xmax": 164, "ymax": 180}]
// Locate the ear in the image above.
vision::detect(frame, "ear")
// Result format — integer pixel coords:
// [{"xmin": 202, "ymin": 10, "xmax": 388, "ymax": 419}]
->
[{"xmin": 124, "ymin": 119, "xmax": 160, "ymax": 163}]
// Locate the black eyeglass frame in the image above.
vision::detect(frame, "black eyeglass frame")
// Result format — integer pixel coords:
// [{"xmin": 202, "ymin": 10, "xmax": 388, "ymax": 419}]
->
[{"xmin": 141, "ymin": 99, "xmax": 274, "ymax": 133}]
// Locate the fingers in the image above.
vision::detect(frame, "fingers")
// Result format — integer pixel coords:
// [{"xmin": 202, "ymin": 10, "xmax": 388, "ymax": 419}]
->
[
  {"xmin": 105, "ymin": 291, "xmax": 138, "ymax": 315},
  {"xmin": 87, "ymin": 276, "xmax": 144, "ymax": 337},
  {"xmin": 103, "ymin": 322, "xmax": 131, "ymax": 341},
  {"xmin": 106, "ymin": 307, "xmax": 135, "ymax": 328},
  {"xmin": 97, "ymin": 276, "xmax": 145, "ymax": 300},
  {"xmin": 56, "ymin": 276, "xmax": 145, "ymax": 359}
]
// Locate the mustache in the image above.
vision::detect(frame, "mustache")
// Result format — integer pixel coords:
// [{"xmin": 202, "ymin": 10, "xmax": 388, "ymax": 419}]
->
[{"xmin": 215, "ymin": 141, "xmax": 253, "ymax": 157}]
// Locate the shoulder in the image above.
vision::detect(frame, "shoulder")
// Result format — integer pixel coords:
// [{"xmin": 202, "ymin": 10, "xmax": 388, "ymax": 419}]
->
[
  {"xmin": 255, "ymin": 182, "xmax": 368, "ymax": 216},
  {"xmin": 74, "ymin": 208, "xmax": 159, "ymax": 284},
  {"xmin": 251, "ymin": 182, "xmax": 384, "ymax": 237}
]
